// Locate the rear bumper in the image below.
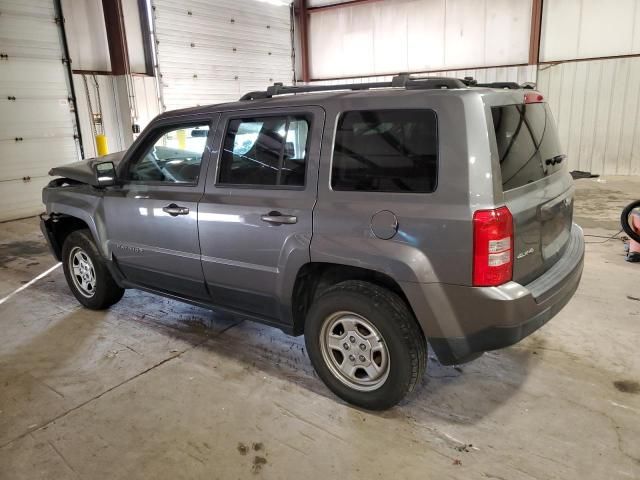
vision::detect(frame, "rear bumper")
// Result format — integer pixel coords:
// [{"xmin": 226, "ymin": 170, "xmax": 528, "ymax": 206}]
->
[{"xmin": 403, "ymin": 224, "xmax": 585, "ymax": 365}]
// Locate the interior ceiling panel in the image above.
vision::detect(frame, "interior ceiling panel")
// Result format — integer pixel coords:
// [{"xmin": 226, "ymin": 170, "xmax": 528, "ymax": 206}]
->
[
  {"xmin": 0, "ymin": 0, "xmax": 79, "ymax": 221},
  {"xmin": 152, "ymin": 0, "xmax": 294, "ymax": 111}
]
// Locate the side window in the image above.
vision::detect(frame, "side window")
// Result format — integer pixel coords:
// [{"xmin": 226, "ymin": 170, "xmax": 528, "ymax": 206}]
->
[
  {"xmin": 331, "ymin": 109, "xmax": 438, "ymax": 193},
  {"xmin": 218, "ymin": 115, "xmax": 310, "ymax": 187},
  {"xmin": 126, "ymin": 124, "xmax": 210, "ymax": 184}
]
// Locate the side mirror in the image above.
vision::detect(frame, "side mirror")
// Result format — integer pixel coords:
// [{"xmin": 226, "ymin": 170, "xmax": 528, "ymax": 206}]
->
[{"xmin": 95, "ymin": 161, "xmax": 117, "ymax": 187}]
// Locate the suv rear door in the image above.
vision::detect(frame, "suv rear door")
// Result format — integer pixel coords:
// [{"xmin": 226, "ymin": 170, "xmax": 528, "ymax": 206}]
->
[
  {"xmin": 489, "ymin": 97, "xmax": 574, "ymax": 285},
  {"xmin": 198, "ymin": 106, "xmax": 324, "ymax": 324}
]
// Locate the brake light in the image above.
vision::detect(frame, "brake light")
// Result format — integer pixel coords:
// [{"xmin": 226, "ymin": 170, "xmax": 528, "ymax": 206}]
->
[
  {"xmin": 473, "ymin": 206, "xmax": 513, "ymax": 286},
  {"xmin": 524, "ymin": 91, "xmax": 544, "ymax": 103}
]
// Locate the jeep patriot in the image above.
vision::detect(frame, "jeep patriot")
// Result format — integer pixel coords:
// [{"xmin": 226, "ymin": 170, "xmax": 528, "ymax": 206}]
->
[{"xmin": 41, "ymin": 76, "xmax": 585, "ymax": 409}]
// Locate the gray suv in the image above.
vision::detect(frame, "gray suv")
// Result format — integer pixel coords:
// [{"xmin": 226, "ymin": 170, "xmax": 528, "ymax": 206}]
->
[{"xmin": 41, "ymin": 76, "xmax": 584, "ymax": 410}]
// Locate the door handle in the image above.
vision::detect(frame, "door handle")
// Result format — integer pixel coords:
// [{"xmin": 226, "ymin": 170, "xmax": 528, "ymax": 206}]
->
[
  {"xmin": 261, "ymin": 211, "xmax": 297, "ymax": 224},
  {"xmin": 162, "ymin": 203, "xmax": 190, "ymax": 216}
]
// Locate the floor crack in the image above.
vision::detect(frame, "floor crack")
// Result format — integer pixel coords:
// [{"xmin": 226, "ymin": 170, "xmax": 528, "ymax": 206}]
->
[
  {"xmin": 47, "ymin": 438, "xmax": 78, "ymax": 477},
  {"xmin": 0, "ymin": 319, "xmax": 244, "ymax": 450}
]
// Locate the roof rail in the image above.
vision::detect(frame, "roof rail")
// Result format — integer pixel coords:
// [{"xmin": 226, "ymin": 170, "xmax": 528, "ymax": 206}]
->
[
  {"xmin": 478, "ymin": 82, "xmax": 524, "ymax": 89},
  {"xmin": 461, "ymin": 77, "xmax": 535, "ymax": 90},
  {"xmin": 239, "ymin": 73, "xmax": 467, "ymax": 101}
]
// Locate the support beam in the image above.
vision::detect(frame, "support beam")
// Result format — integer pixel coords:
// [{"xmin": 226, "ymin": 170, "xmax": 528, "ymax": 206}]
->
[
  {"xmin": 294, "ymin": 0, "xmax": 310, "ymax": 83},
  {"xmin": 102, "ymin": 0, "xmax": 129, "ymax": 75},
  {"xmin": 529, "ymin": 0, "xmax": 543, "ymax": 64},
  {"xmin": 138, "ymin": 0, "xmax": 154, "ymax": 76},
  {"xmin": 53, "ymin": 0, "xmax": 85, "ymax": 159}
]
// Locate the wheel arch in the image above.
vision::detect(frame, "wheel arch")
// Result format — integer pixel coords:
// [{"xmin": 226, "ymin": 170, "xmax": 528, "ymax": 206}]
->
[
  {"xmin": 43, "ymin": 213, "xmax": 98, "ymax": 261},
  {"xmin": 289, "ymin": 262, "xmax": 423, "ymax": 337}
]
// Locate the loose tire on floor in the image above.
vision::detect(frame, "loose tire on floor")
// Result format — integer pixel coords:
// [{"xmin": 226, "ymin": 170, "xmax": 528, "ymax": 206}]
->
[
  {"xmin": 304, "ymin": 280, "xmax": 427, "ymax": 410},
  {"xmin": 61, "ymin": 229, "xmax": 124, "ymax": 310}
]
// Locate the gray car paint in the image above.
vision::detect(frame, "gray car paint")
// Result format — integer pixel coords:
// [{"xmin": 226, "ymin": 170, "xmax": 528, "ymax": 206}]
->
[
  {"xmin": 42, "ymin": 86, "xmax": 585, "ymax": 364},
  {"xmin": 49, "ymin": 151, "xmax": 126, "ymax": 185}
]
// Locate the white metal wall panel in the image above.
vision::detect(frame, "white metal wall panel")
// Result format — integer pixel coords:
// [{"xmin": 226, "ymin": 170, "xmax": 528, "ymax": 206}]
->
[
  {"xmin": 152, "ymin": 0, "xmax": 293, "ymax": 111},
  {"xmin": 537, "ymin": 57, "xmax": 640, "ymax": 175},
  {"xmin": 122, "ymin": 0, "xmax": 149, "ymax": 74},
  {"xmin": 61, "ymin": 0, "xmax": 111, "ymax": 71},
  {"xmin": 73, "ymin": 74, "xmax": 128, "ymax": 159},
  {"xmin": 309, "ymin": 65, "xmax": 537, "ymax": 86},
  {"xmin": 540, "ymin": 0, "xmax": 640, "ymax": 62},
  {"xmin": 0, "ymin": 0, "xmax": 79, "ymax": 221},
  {"xmin": 72, "ymin": 74, "xmax": 159, "ymax": 158},
  {"xmin": 308, "ymin": 0, "xmax": 532, "ymax": 79},
  {"xmin": 132, "ymin": 75, "xmax": 161, "ymax": 133},
  {"xmin": 308, "ymin": 0, "xmax": 353, "ymax": 6}
]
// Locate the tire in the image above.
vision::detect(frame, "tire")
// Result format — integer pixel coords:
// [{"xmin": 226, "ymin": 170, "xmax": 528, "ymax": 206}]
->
[
  {"xmin": 304, "ymin": 280, "xmax": 426, "ymax": 410},
  {"xmin": 61, "ymin": 229, "xmax": 124, "ymax": 310},
  {"xmin": 621, "ymin": 200, "xmax": 640, "ymax": 244}
]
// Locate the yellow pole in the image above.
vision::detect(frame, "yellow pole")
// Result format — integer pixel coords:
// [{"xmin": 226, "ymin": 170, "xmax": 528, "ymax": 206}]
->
[
  {"xmin": 95, "ymin": 134, "xmax": 109, "ymax": 156},
  {"xmin": 176, "ymin": 129, "xmax": 187, "ymax": 150}
]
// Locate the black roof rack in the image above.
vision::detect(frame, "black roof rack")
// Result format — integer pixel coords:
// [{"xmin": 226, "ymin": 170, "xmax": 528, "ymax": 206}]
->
[
  {"xmin": 461, "ymin": 77, "xmax": 534, "ymax": 89},
  {"xmin": 239, "ymin": 74, "xmax": 467, "ymax": 100},
  {"xmin": 239, "ymin": 74, "xmax": 533, "ymax": 101}
]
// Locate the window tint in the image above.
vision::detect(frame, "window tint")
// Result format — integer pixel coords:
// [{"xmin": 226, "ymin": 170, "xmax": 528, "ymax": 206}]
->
[
  {"xmin": 331, "ymin": 110, "xmax": 438, "ymax": 193},
  {"xmin": 219, "ymin": 115, "xmax": 309, "ymax": 187},
  {"xmin": 492, "ymin": 103, "xmax": 563, "ymax": 191},
  {"xmin": 127, "ymin": 124, "xmax": 209, "ymax": 183}
]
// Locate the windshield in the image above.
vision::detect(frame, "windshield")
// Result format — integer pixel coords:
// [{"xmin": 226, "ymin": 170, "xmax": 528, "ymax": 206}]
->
[{"xmin": 491, "ymin": 103, "xmax": 564, "ymax": 191}]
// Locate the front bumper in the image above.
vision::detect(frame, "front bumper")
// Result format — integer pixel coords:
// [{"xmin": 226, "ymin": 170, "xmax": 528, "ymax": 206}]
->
[
  {"xmin": 403, "ymin": 224, "xmax": 585, "ymax": 365},
  {"xmin": 39, "ymin": 213, "xmax": 62, "ymax": 261}
]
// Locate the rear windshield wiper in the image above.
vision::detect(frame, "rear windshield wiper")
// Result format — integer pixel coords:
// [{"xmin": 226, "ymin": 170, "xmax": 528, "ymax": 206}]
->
[{"xmin": 545, "ymin": 154, "xmax": 566, "ymax": 166}]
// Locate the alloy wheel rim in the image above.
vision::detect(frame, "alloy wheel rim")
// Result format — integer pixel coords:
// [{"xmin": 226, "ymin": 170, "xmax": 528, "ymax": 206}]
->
[
  {"xmin": 319, "ymin": 311, "xmax": 390, "ymax": 392},
  {"xmin": 69, "ymin": 246, "xmax": 96, "ymax": 298}
]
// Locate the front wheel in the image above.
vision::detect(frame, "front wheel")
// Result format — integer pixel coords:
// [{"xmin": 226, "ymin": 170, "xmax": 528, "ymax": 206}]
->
[
  {"xmin": 62, "ymin": 229, "xmax": 125, "ymax": 310},
  {"xmin": 304, "ymin": 280, "xmax": 426, "ymax": 410}
]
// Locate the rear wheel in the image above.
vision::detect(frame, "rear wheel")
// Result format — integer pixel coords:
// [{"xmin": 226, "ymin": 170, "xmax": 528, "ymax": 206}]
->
[
  {"xmin": 304, "ymin": 280, "xmax": 426, "ymax": 410},
  {"xmin": 62, "ymin": 229, "xmax": 124, "ymax": 310}
]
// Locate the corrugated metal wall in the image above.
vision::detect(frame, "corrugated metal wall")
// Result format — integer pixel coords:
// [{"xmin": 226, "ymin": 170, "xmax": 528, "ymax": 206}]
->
[
  {"xmin": 0, "ymin": 0, "xmax": 80, "ymax": 221},
  {"xmin": 72, "ymin": 74, "xmax": 160, "ymax": 159},
  {"xmin": 308, "ymin": 0, "xmax": 532, "ymax": 79},
  {"xmin": 540, "ymin": 0, "xmax": 640, "ymax": 62},
  {"xmin": 309, "ymin": 65, "xmax": 537, "ymax": 85},
  {"xmin": 152, "ymin": 0, "xmax": 294, "ymax": 110},
  {"xmin": 537, "ymin": 57, "xmax": 640, "ymax": 176},
  {"xmin": 303, "ymin": 0, "xmax": 640, "ymax": 176}
]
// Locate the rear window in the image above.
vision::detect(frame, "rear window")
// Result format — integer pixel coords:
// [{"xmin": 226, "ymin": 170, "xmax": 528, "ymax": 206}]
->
[
  {"xmin": 491, "ymin": 103, "xmax": 564, "ymax": 191},
  {"xmin": 331, "ymin": 109, "xmax": 438, "ymax": 193}
]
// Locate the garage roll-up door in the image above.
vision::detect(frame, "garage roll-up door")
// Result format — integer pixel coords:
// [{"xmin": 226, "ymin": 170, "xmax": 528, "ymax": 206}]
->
[
  {"xmin": 152, "ymin": 0, "xmax": 294, "ymax": 111},
  {"xmin": 0, "ymin": 0, "xmax": 80, "ymax": 221}
]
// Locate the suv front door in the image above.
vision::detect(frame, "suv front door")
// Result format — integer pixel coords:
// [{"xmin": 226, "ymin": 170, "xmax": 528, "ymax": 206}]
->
[
  {"xmin": 198, "ymin": 107, "xmax": 324, "ymax": 325},
  {"xmin": 103, "ymin": 114, "xmax": 218, "ymax": 300}
]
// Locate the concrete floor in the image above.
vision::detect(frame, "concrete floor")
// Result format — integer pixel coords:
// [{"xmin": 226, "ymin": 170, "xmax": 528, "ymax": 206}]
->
[{"xmin": 1, "ymin": 177, "xmax": 639, "ymax": 480}]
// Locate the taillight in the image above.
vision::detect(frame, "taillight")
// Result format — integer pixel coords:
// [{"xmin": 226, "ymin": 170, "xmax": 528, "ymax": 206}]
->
[
  {"xmin": 473, "ymin": 206, "xmax": 513, "ymax": 287},
  {"xmin": 524, "ymin": 91, "xmax": 544, "ymax": 103}
]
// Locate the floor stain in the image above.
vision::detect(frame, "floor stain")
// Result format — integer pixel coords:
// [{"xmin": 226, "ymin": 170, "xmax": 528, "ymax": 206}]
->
[
  {"xmin": 251, "ymin": 456, "xmax": 267, "ymax": 474},
  {"xmin": 613, "ymin": 380, "xmax": 640, "ymax": 394},
  {"xmin": 237, "ymin": 442, "xmax": 248, "ymax": 455},
  {"xmin": 0, "ymin": 240, "xmax": 49, "ymax": 267},
  {"xmin": 252, "ymin": 442, "xmax": 263, "ymax": 452},
  {"xmin": 627, "ymin": 295, "xmax": 640, "ymax": 302}
]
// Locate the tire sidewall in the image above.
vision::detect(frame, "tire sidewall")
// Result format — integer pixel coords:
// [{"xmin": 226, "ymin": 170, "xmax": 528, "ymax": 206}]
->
[
  {"xmin": 62, "ymin": 230, "xmax": 121, "ymax": 309},
  {"xmin": 305, "ymin": 285, "xmax": 419, "ymax": 410}
]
